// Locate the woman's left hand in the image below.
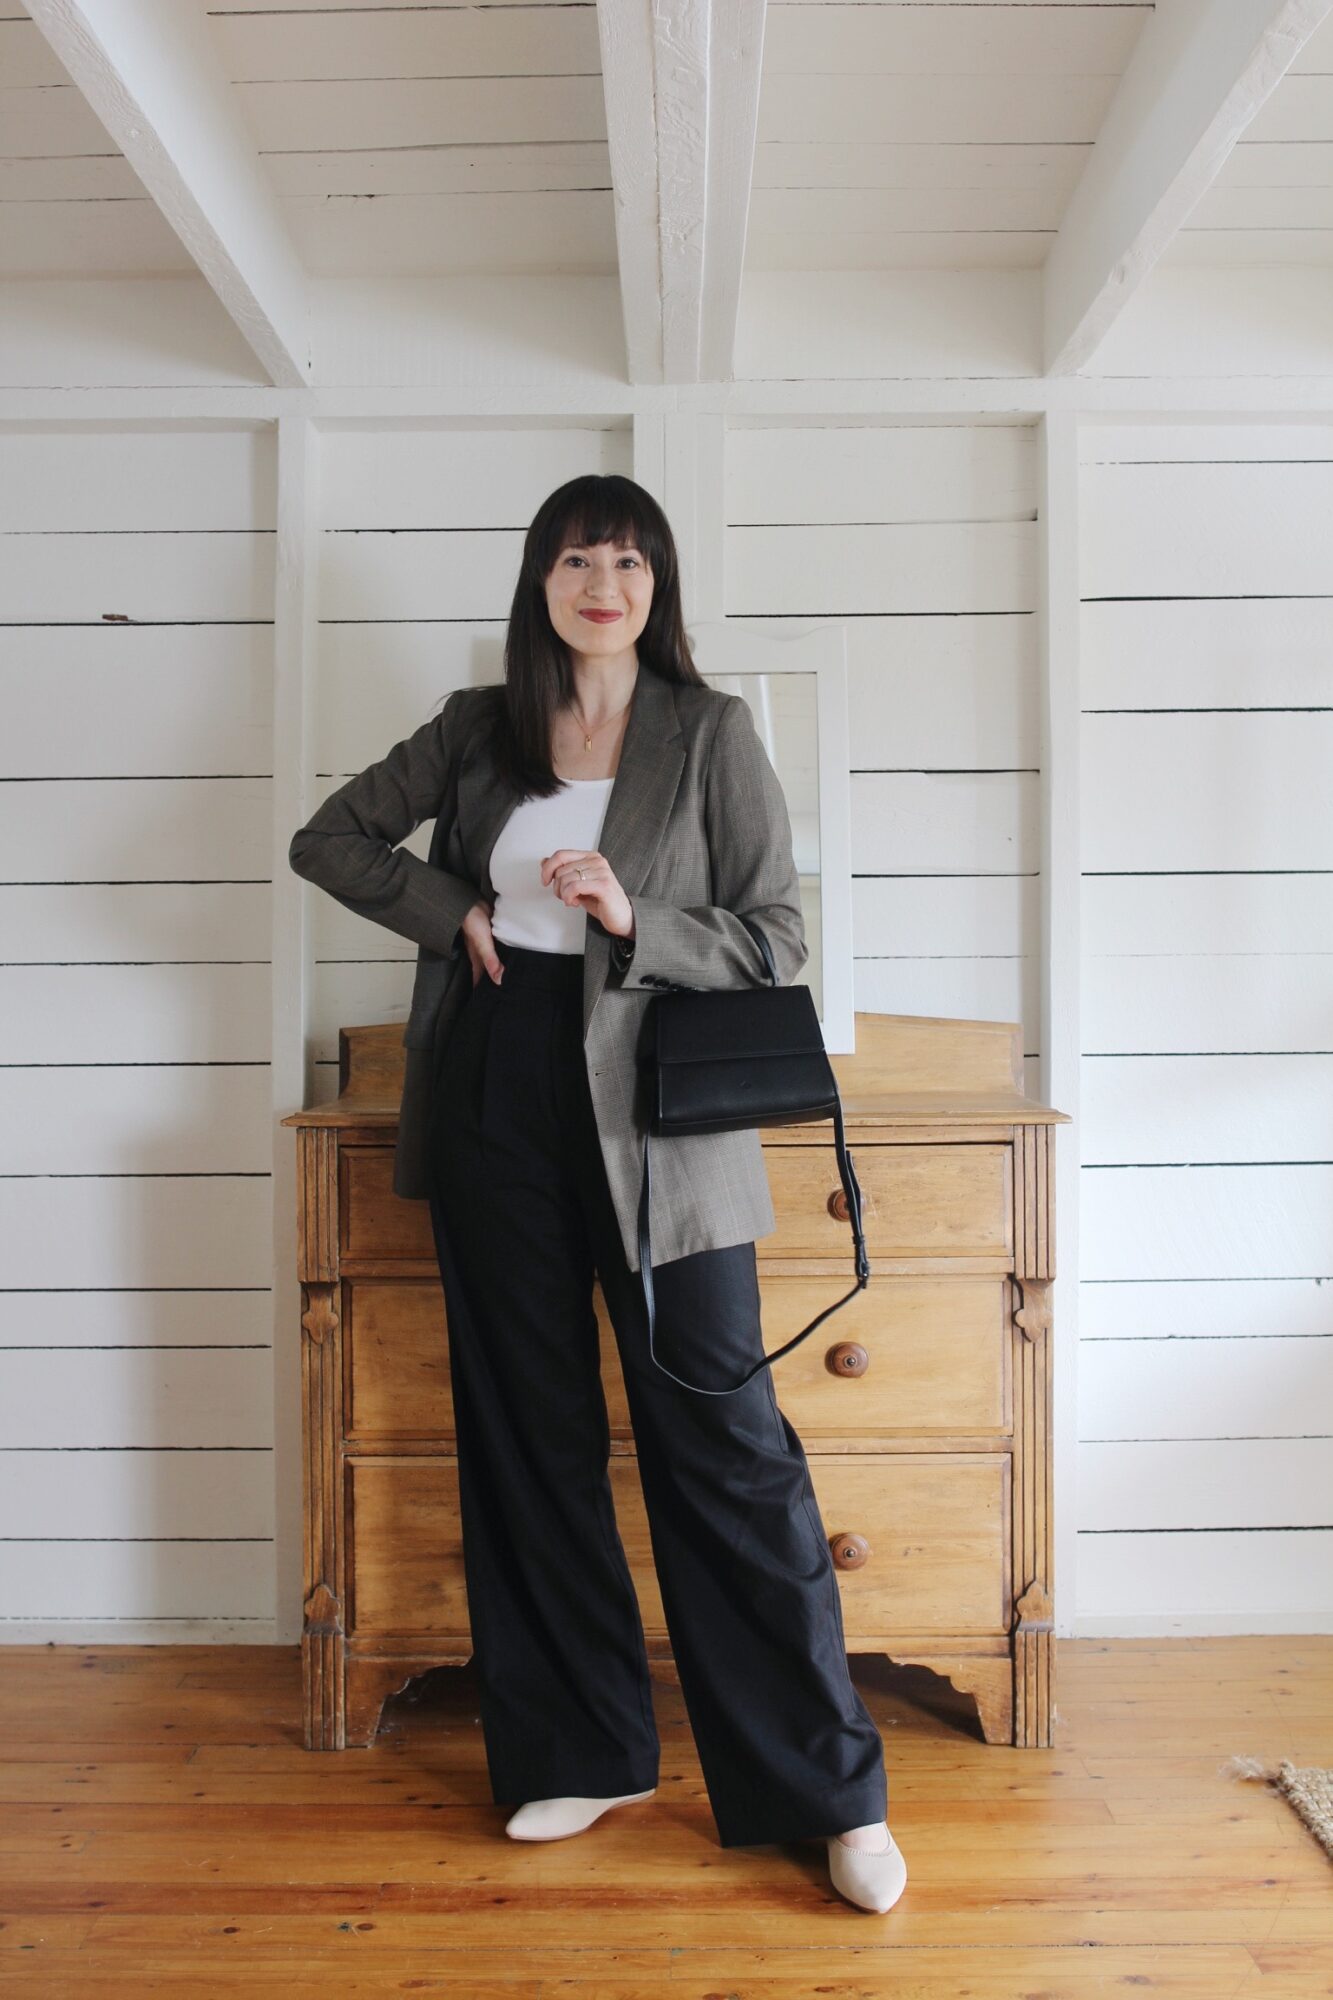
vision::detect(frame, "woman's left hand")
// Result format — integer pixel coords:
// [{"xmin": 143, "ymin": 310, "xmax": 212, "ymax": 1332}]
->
[{"xmin": 541, "ymin": 848, "xmax": 635, "ymax": 941}]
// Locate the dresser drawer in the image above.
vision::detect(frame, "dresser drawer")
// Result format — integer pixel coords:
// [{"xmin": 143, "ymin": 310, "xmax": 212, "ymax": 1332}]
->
[
  {"xmin": 341, "ymin": 1138, "xmax": 1015, "ymax": 1268},
  {"xmin": 346, "ymin": 1457, "xmax": 469, "ymax": 1637},
  {"xmin": 346, "ymin": 1449, "xmax": 1009, "ymax": 1643},
  {"xmin": 597, "ymin": 1274, "xmax": 1010, "ymax": 1438},
  {"xmin": 344, "ymin": 1279, "xmax": 452, "ymax": 1440},
  {"xmin": 341, "ymin": 1147, "xmax": 434, "ymax": 1263},
  {"xmin": 343, "ymin": 1260, "xmax": 1012, "ymax": 1446},
  {"xmin": 613, "ymin": 1451, "xmax": 1009, "ymax": 1639},
  {"xmin": 766, "ymin": 1143, "xmax": 1012, "ymax": 1261},
  {"xmin": 758, "ymin": 1274, "xmax": 1011, "ymax": 1434}
]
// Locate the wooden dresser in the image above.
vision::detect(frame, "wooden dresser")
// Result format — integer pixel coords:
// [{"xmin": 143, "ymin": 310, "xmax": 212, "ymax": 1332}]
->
[{"xmin": 282, "ymin": 1011, "xmax": 1069, "ymax": 1753}]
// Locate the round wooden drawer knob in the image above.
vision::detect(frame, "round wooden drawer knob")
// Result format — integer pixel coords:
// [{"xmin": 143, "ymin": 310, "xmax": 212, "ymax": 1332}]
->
[
  {"xmin": 829, "ymin": 1531, "xmax": 869, "ymax": 1570},
  {"xmin": 827, "ymin": 1187, "xmax": 850, "ymax": 1222},
  {"xmin": 826, "ymin": 1341, "xmax": 869, "ymax": 1377}
]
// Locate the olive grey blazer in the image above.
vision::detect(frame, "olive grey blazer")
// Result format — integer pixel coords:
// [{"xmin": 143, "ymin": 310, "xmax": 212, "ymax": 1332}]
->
[{"xmin": 287, "ymin": 662, "xmax": 808, "ymax": 1273}]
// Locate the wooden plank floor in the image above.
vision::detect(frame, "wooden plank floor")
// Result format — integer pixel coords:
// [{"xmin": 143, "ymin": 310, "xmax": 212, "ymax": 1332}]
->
[{"xmin": 0, "ymin": 1639, "xmax": 1329, "ymax": 1997}]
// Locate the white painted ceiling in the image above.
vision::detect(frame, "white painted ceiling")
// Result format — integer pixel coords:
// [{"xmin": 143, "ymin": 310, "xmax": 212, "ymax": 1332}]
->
[{"xmin": 3, "ymin": 0, "xmax": 1332, "ymax": 282}]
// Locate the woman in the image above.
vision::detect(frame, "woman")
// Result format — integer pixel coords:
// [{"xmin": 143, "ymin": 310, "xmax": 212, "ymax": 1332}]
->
[{"xmin": 288, "ymin": 474, "xmax": 906, "ymax": 1915}]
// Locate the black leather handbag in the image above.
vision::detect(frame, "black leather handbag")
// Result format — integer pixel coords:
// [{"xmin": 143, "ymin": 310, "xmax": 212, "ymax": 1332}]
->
[{"xmin": 635, "ymin": 916, "xmax": 870, "ymax": 1395}]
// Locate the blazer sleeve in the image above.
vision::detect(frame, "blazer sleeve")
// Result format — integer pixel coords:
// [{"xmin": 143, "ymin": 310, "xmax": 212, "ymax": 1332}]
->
[
  {"xmin": 605, "ymin": 693, "xmax": 809, "ymax": 992},
  {"xmin": 287, "ymin": 686, "xmax": 483, "ymax": 959}
]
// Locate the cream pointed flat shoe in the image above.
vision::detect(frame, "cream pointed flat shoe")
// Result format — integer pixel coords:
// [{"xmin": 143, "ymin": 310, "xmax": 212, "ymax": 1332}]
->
[
  {"xmin": 825, "ymin": 1826, "xmax": 908, "ymax": 1914},
  {"xmin": 504, "ymin": 1788, "xmax": 657, "ymax": 1841}
]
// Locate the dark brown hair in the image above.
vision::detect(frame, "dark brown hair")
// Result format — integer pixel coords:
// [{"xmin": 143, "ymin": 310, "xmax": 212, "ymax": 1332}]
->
[{"xmin": 476, "ymin": 473, "xmax": 706, "ymax": 797}]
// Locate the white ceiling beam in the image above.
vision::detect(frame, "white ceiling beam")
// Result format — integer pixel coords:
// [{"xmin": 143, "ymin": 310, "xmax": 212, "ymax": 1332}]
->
[
  {"xmin": 1043, "ymin": 0, "xmax": 1333, "ymax": 377},
  {"xmin": 597, "ymin": 0, "xmax": 766, "ymax": 385},
  {"xmin": 24, "ymin": 0, "xmax": 309, "ymax": 387}
]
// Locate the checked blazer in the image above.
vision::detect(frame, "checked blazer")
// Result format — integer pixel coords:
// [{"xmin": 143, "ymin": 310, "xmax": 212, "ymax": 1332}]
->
[{"xmin": 287, "ymin": 661, "xmax": 809, "ymax": 1273}]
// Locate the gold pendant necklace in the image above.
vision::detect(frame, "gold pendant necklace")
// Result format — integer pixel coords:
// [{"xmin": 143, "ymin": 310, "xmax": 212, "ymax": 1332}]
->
[{"xmin": 570, "ymin": 695, "xmax": 632, "ymax": 755}]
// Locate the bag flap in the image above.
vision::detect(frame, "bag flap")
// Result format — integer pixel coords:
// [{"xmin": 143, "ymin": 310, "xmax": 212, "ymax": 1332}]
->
[{"xmin": 653, "ymin": 985, "xmax": 825, "ymax": 1066}]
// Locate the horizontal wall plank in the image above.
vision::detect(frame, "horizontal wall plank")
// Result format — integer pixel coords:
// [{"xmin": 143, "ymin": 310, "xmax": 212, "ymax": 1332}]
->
[
  {"xmin": 0, "ymin": 965, "xmax": 270, "ymax": 1063},
  {"xmin": 855, "ymin": 873, "xmax": 1035, "ymax": 956},
  {"xmin": 1082, "ymin": 596, "xmax": 1333, "ymax": 711},
  {"xmin": 1075, "ymin": 1529, "xmax": 1332, "ymax": 1627},
  {"xmin": 0, "ymin": 626, "xmax": 273, "ymax": 777},
  {"xmin": 0, "ymin": 1349, "xmax": 273, "ymax": 1450},
  {"xmin": 1084, "ymin": 873, "xmax": 1333, "ymax": 957},
  {"xmin": 0, "ymin": 1291, "xmax": 272, "ymax": 1351},
  {"xmin": 0, "ymin": 532, "xmax": 274, "ymax": 623},
  {"xmin": 0, "ymin": 1447, "xmax": 273, "ymax": 1541},
  {"xmin": 0, "ymin": 1065, "xmax": 273, "ymax": 1174},
  {"xmin": 2, "ymin": 883, "xmax": 270, "ymax": 963},
  {"xmin": 1079, "ymin": 1277, "xmax": 1333, "ymax": 1341},
  {"xmin": 1081, "ymin": 461, "xmax": 1333, "ymax": 598},
  {"xmin": 319, "ymin": 528, "xmax": 523, "ymax": 622},
  {"xmin": 1078, "ymin": 1356, "xmax": 1333, "ymax": 1459},
  {"xmin": 1081, "ymin": 1054, "xmax": 1333, "ymax": 1163},
  {"xmin": 852, "ymin": 771, "xmax": 1037, "ymax": 874},
  {"xmin": 0, "ymin": 777, "xmax": 272, "ymax": 881},
  {"xmin": 1080, "ymin": 1440, "xmax": 1328, "ymax": 1528},
  {"xmin": 1082, "ymin": 964, "xmax": 1333, "ymax": 1056},
  {"xmin": 1082, "ymin": 714, "xmax": 1333, "ymax": 872},
  {"xmin": 1080, "ymin": 1164, "xmax": 1333, "ymax": 1282},
  {"xmin": 0, "ymin": 429, "xmax": 275, "ymax": 533},
  {"xmin": 315, "ymin": 625, "xmax": 498, "ymax": 768},
  {"xmin": 850, "ymin": 614, "xmax": 1038, "ymax": 767},
  {"xmin": 727, "ymin": 522, "xmax": 1037, "ymax": 614},
  {"xmin": 0, "ymin": 1542, "xmax": 273, "ymax": 1623},
  {"xmin": 0, "ymin": 1178, "xmax": 273, "ymax": 1291}
]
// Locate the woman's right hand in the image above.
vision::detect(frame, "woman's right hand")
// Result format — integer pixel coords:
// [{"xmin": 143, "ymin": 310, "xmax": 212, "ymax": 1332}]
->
[{"xmin": 461, "ymin": 899, "xmax": 504, "ymax": 987}]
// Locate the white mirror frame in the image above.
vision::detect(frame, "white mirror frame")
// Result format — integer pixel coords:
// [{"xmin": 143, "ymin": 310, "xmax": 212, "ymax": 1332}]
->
[{"xmin": 684, "ymin": 619, "xmax": 855, "ymax": 1053}]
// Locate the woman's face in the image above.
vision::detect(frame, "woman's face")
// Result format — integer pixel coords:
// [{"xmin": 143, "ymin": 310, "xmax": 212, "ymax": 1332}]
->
[{"xmin": 544, "ymin": 537, "xmax": 654, "ymax": 664}]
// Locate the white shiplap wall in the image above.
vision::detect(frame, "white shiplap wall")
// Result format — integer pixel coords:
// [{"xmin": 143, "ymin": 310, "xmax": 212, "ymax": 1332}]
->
[
  {"xmin": 725, "ymin": 420, "xmax": 1041, "ymax": 1067},
  {"xmin": 6, "ymin": 403, "xmax": 1329, "ymax": 1643},
  {"xmin": 0, "ymin": 424, "xmax": 277, "ymax": 1632},
  {"xmin": 1077, "ymin": 421, "xmax": 1333, "ymax": 1631}
]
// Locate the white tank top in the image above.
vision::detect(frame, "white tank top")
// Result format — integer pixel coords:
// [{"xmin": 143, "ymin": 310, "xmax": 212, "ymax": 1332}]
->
[{"xmin": 489, "ymin": 777, "xmax": 616, "ymax": 954}]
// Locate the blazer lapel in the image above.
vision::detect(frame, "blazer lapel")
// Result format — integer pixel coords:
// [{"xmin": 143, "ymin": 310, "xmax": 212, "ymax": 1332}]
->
[{"xmin": 585, "ymin": 665, "xmax": 686, "ymax": 1031}]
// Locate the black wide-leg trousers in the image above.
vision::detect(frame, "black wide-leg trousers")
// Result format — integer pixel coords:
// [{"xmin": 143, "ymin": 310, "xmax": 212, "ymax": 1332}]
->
[{"xmin": 424, "ymin": 936, "xmax": 888, "ymax": 1848}]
